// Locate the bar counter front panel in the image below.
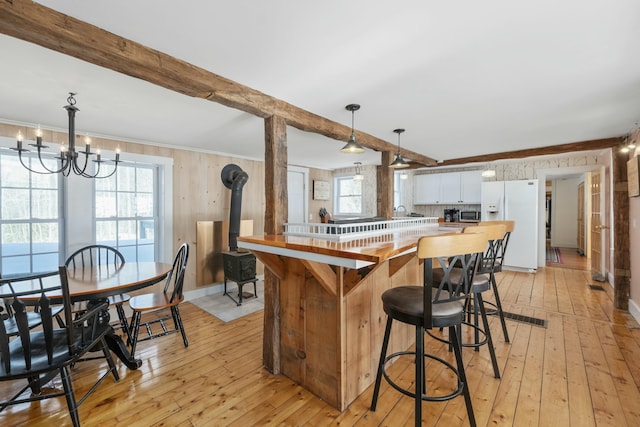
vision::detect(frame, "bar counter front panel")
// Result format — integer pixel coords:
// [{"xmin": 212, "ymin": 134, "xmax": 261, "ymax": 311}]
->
[{"xmin": 238, "ymin": 225, "xmax": 458, "ymax": 410}]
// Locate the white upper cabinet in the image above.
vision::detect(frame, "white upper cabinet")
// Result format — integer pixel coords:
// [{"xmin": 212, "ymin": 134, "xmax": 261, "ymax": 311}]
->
[
  {"xmin": 414, "ymin": 174, "xmax": 441, "ymax": 204},
  {"xmin": 413, "ymin": 170, "xmax": 482, "ymax": 204},
  {"xmin": 460, "ymin": 170, "xmax": 482, "ymax": 204}
]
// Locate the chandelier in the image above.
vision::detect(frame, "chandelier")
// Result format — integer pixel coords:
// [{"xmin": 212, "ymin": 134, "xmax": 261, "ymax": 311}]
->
[{"xmin": 12, "ymin": 93, "xmax": 120, "ymax": 178}]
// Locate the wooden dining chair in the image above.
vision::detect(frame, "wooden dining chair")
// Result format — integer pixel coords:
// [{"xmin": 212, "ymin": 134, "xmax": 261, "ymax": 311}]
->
[
  {"xmin": 0, "ymin": 267, "xmax": 120, "ymax": 427},
  {"xmin": 370, "ymin": 233, "xmax": 486, "ymax": 427},
  {"xmin": 128, "ymin": 243, "xmax": 189, "ymax": 357},
  {"xmin": 65, "ymin": 245, "xmax": 131, "ymax": 341}
]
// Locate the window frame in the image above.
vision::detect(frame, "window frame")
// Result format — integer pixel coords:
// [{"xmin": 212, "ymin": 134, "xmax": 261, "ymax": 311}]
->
[
  {"xmin": 333, "ymin": 175, "xmax": 363, "ymax": 216},
  {"xmin": 0, "ymin": 150, "xmax": 65, "ymax": 276},
  {"xmin": 94, "ymin": 162, "xmax": 160, "ymax": 262}
]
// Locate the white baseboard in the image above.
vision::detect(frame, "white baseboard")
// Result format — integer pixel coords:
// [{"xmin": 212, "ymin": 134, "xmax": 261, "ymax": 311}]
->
[{"xmin": 629, "ymin": 298, "xmax": 640, "ymax": 325}]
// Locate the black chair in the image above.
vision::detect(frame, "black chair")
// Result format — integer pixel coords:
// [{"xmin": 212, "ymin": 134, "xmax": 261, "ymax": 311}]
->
[
  {"xmin": 0, "ymin": 267, "xmax": 120, "ymax": 427},
  {"xmin": 1, "ymin": 272, "xmax": 64, "ymax": 336},
  {"xmin": 128, "ymin": 243, "xmax": 189, "ymax": 357},
  {"xmin": 478, "ymin": 220, "xmax": 514, "ymax": 343},
  {"xmin": 65, "ymin": 245, "xmax": 131, "ymax": 341},
  {"xmin": 370, "ymin": 232, "xmax": 487, "ymax": 427}
]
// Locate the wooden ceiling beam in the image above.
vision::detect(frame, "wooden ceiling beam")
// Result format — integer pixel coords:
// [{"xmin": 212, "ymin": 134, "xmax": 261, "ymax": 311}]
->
[
  {"xmin": 0, "ymin": 0, "xmax": 436, "ymax": 166},
  {"xmin": 431, "ymin": 137, "xmax": 622, "ymax": 167}
]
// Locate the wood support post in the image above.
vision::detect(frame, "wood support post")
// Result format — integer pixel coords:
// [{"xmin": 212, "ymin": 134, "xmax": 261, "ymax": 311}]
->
[
  {"xmin": 377, "ymin": 152, "xmax": 394, "ymax": 220},
  {"xmin": 262, "ymin": 115, "xmax": 287, "ymax": 373},
  {"xmin": 612, "ymin": 148, "xmax": 630, "ymax": 310}
]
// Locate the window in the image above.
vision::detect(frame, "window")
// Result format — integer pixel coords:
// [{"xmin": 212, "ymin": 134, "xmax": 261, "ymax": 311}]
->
[
  {"xmin": 95, "ymin": 163, "xmax": 158, "ymax": 262},
  {"xmin": 334, "ymin": 176, "xmax": 362, "ymax": 215},
  {"xmin": 0, "ymin": 153, "xmax": 62, "ymax": 276}
]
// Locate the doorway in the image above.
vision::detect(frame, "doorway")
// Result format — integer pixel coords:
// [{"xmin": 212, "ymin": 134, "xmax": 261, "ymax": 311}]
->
[
  {"xmin": 287, "ymin": 166, "xmax": 309, "ymax": 223},
  {"xmin": 538, "ymin": 166, "xmax": 599, "ymax": 270}
]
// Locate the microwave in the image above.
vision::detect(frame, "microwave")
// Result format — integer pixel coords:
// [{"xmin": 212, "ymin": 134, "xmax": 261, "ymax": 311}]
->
[{"xmin": 459, "ymin": 211, "xmax": 481, "ymax": 222}]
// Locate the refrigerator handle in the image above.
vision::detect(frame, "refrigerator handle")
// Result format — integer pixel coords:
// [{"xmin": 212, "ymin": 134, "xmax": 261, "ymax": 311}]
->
[{"xmin": 503, "ymin": 195, "xmax": 507, "ymax": 219}]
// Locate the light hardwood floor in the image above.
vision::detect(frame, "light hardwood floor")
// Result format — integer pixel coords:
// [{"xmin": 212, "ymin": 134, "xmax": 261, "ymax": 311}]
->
[
  {"xmin": 2, "ymin": 266, "xmax": 640, "ymax": 426},
  {"xmin": 546, "ymin": 246, "xmax": 589, "ymax": 270}
]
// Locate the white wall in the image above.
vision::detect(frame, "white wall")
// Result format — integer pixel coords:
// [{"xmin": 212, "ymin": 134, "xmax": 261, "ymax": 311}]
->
[{"xmin": 551, "ymin": 177, "xmax": 580, "ymax": 248}]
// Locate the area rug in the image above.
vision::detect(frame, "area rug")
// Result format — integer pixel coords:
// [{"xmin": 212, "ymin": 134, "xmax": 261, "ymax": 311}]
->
[
  {"xmin": 546, "ymin": 246, "xmax": 563, "ymax": 263},
  {"xmin": 190, "ymin": 280, "xmax": 264, "ymax": 322}
]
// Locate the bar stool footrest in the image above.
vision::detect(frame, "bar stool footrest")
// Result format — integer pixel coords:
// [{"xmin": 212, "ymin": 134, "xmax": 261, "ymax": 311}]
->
[{"xmin": 381, "ymin": 350, "xmax": 464, "ymax": 402}]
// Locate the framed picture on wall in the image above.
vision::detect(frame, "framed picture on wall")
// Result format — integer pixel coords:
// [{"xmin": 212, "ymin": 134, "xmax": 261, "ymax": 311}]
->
[{"xmin": 313, "ymin": 180, "xmax": 330, "ymax": 200}]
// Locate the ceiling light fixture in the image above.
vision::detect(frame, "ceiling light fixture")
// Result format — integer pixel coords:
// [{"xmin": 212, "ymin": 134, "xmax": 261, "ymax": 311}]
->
[
  {"xmin": 620, "ymin": 122, "xmax": 638, "ymax": 153},
  {"xmin": 12, "ymin": 93, "xmax": 120, "ymax": 178},
  {"xmin": 340, "ymin": 104, "xmax": 365, "ymax": 154},
  {"xmin": 481, "ymin": 169, "xmax": 496, "ymax": 178},
  {"xmin": 353, "ymin": 162, "xmax": 364, "ymax": 181},
  {"xmin": 389, "ymin": 128, "xmax": 409, "ymax": 169}
]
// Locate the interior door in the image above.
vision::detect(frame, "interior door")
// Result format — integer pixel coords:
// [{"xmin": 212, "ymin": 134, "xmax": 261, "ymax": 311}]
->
[
  {"xmin": 287, "ymin": 168, "xmax": 307, "ymax": 223},
  {"xmin": 590, "ymin": 168, "xmax": 605, "ymax": 275},
  {"xmin": 577, "ymin": 181, "xmax": 585, "ymax": 255}
]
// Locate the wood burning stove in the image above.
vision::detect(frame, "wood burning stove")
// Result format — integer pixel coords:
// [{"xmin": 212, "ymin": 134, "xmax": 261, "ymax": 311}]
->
[
  {"xmin": 222, "ymin": 251, "xmax": 257, "ymax": 305},
  {"xmin": 221, "ymin": 164, "xmax": 258, "ymax": 306}
]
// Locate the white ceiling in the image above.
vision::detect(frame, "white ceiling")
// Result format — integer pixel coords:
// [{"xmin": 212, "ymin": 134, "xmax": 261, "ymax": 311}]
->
[{"xmin": 1, "ymin": 1, "xmax": 639, "ymax": 170}]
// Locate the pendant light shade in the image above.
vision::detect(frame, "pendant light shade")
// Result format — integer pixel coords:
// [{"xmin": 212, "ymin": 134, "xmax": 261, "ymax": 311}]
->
[
  {"xmin": 353, "ymin": 162, "xmax": 364, "ymax": 180},
  {"xmin": 340, "ymin": 104, "xmax": 365, "ymax": 154},
  {"xmin": 389, "ymin": 128, "xmax": 410, "ymax": 169}
]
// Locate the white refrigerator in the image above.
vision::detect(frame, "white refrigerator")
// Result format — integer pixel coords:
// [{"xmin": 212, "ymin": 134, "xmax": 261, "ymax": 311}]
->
[{"xmin": 481, "ymin": 180, "xmax": 538, "ymax": 271}]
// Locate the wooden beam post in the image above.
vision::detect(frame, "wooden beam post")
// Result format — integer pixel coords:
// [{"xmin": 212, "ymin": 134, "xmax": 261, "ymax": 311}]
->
[
  {"xmin": 262, "ymin": 115, "xmax": 287, "ymax": 373},
  {"xmin": 377, "ymin": 152, "xmax": 394, "ymax": 220},
  {"xmin": 611, "ymin": 147, "xmax": 630, "ymax": 310}
]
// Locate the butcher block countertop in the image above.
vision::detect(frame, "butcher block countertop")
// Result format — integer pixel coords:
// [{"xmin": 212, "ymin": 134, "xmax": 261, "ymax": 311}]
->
[{"xmin": 237, "ymin": 224, "xmax": 463, "ymax": 268}]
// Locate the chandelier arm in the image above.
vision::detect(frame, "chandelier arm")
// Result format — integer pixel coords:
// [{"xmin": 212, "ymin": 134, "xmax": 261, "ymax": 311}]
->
[
  {"xmin": 71, "ymin": 152, "xmax": 91, "ymax": 176},
  {"xmin": 30, "ymin": 149, "xmax": 68, "ymax": 174},
  {"xmin": 96, "ymin": 163, "xmax": 118, "ymax": 179}
]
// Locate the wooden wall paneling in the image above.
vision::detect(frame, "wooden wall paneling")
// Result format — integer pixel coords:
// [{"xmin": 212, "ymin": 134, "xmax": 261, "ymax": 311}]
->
[
  {"xmin": 305, "ymin": 262, "xmax": 340, "ymax": 408},
  {"xmin": 612, "ymin": 148, "xmax": 631, "ymax": 309},
  {"xmin": 196, "ymin": 221, "xmax": 214, "ymax": 286},
  {"xmin": 344, "ymin": 267, "xmax": 374, "ymax": 406},
  {"xmin": 263, "ymin": 115, "xmax": 288, "ymax": 373},
  {"xmin": 308, "ymin": 168, "xmax": 334, "ymax": 222},
  {"xmin": 279, "ymin": 258, "xmax": 306, "ymax": 383}
]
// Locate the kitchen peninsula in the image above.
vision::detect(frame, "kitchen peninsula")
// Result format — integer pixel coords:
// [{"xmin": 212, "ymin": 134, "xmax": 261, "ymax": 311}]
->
[{"xmin": 237, "ymin": 219, "xmax": 459, "ymax": 410}]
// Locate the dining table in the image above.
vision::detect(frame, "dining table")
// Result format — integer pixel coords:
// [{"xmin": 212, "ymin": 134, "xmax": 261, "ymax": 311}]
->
[{"xmin": 68, "ymin": 261, "xmax": 173, "ymax": 369}]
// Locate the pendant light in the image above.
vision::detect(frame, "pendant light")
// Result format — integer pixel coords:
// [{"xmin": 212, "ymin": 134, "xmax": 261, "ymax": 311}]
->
[
  {"xmin": 340, "ymin": 104, "xmax": 365, "ymax": 153},
  {"xmin": 353, "ymin": 162, "xmax": 364, "ymax": 180},
  {"xmin": 389, "ymin": 128, "xmax": 410, "ymax": 169}
]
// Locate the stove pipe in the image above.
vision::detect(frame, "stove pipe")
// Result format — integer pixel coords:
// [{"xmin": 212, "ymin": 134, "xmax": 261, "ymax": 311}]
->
[{"xmin": 221, "ymin": 164, "xmax": 249, "ymax": 252}]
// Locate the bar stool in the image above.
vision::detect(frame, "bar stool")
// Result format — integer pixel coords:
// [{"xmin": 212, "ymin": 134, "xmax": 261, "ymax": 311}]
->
[
  {"xmin": 370, "ymin": 232, "xmax": 487, "ymax": 427},
  {"xmin": 459, "ymin": 223, "xmax": 506, "ymax": 379},
  {"xmin": 478, "ymin": 220, "xmax": 515, "ymax": 343}
]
